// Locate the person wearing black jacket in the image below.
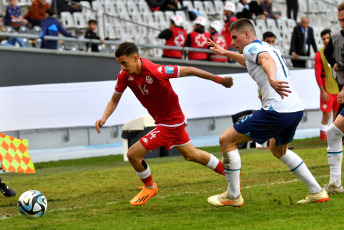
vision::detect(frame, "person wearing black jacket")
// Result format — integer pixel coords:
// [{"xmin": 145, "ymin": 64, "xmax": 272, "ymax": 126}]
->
[
  {"xmin": 84, "ymin": 19, "xmax": 104, "ymax": 52},
  {"xmin": 289, "ymin": 17, "xmax": 317, "ymax": 68}
]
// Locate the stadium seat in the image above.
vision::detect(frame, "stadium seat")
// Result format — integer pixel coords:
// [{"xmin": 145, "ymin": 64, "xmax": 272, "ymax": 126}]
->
[
  {"xmin": 92, "ymin": 1, "xmax": 104, "ymax": 13},
  {"xmin": 60, "ymin": 12, "xmax": 75, "ymax": 30},
  {"xmin": 2, "ymin": 0, "xmax": 9, "ymax": 6},
  {"xmin": 182, "ymin": 0, "xmax": 194, "ymax": 11},
  {"xmin": 153, "ymin": 11, "xmax": 167, "ymax": 29},
  {"xmin": 84, "ymin": 11, "xmax": 97, "ymax": 22},
  {"xmin": 255, "ymin": 19, "xmax": 267, "ymax": 33},
  {"xmin": 73, "ymin": 13, "xmax": 88, "ymax": 29},
  {"xmin": 266, "ymin": 18, "xmax": 278, "ymax": 33},
  {"xmin": 138, "ymin": 1, "xmax": 151, "ymax": 14},
  {"xmin": 203, "ymin": 1, "xmax": 217, "ymax": 20},
  {"xmin": 126, "ymin": 1, "xmax": 139, "ymax": 15},
  {"xmin": 80, "ymin": 1, "xmax": 92, "ymax": 14},
  {"xmin": 33, "ymin": 25, "xmax": 42, "ymax": 35},
  {"xmin": 175, "ymin": 10, "xmax": 187, "ymax": 22},
  {"xmin": 193, "ymin": 1, "xmax": 207, "ymax": 17},
  {"xmin": 104, "ymin": 2, "xmax": 116, "ymax": 15},
  {"xmin": 115, "ymin": 2, "xmax": 128, "ymax": 14}
]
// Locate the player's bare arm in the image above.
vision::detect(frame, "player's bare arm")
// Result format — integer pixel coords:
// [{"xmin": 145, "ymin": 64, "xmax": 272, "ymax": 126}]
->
[
  {"xmin": 95, "ymin": 92, "xmax": 122, "ymax": 133},
  {"xmin": 207, "ymin": 39, "xmax": 246, "ymax": 66},
  {"xmin": 257, "ymin": 52, "xmax": 291, "ymax": 99},
  {"xmin": 179, "ymin": 66, "xmax": 233, "ymax": 88}
]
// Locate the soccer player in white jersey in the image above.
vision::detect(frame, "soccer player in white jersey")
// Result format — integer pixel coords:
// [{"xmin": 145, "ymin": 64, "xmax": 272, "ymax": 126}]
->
[{"xmin": 206, "ymin": 18, "xmax": 329, "ymax": 206}]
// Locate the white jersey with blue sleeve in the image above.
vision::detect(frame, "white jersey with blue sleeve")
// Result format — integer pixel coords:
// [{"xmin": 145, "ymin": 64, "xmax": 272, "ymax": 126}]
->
[{"xmin": 243, "ymin": 40, "xmax": 304, "ymax": 113}]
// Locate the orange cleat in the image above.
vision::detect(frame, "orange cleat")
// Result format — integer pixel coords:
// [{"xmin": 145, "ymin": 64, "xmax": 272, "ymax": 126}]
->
[{"xmin": 130, "ymin": 183, "xmax": 159, "ymax": 206}]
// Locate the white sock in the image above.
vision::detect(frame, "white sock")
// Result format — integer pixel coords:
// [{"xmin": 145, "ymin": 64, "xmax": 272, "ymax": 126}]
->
[
  {"xmin": 136, "ymin": 164, "xmax": 155, "ymax": 189},
  {"xmin": 206, "ymin": 153, "xmax": 219, "ymax": 170},
  {"xmin": 327, "ymin": 124, "xmax": 343, "ymax": 187},
  {"xmin": 279, "ymin": 149, "xmax": 321, "ymax": 193},
  {"xmin": 223, "ymin": 149, "xmax": 241, "ymax": 199},
  {"xmin": 320, "ymin": 124, "xmax": 328, "ymax": 132}
]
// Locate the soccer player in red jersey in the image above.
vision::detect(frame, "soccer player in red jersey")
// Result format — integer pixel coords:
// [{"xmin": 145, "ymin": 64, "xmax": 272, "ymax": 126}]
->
[{"xmin": 95, "ymin": 42, "xmax": 233, "ymax": 206}]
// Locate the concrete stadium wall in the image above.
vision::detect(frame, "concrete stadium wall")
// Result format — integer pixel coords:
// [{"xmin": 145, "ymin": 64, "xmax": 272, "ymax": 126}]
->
[{"xmin": 0, "ymin": 47, "xmax": 247, "ymax": 87}]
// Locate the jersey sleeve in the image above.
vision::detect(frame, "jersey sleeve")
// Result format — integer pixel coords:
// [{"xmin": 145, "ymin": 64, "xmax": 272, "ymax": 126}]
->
[
  {"xmin": 154, "ymin": 64, "xmax": 180, "ymax": 81},
  {"xmin": 114, "ymin": 71, "xmax": 127, "ymax": 94},
  {"xmin": 243, "ymin": 42, "xmax": 267, "ymax": 65}
]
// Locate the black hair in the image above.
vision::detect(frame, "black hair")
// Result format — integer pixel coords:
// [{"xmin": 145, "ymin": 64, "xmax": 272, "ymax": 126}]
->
[
  {"xmin": 45, "ymin": 8, "xmax": 55, "ymax": 17},
  {"xmin": 320, "ymin": 29, "xmax": 331, "ymax": 37},
  {"xmin": 115, "ymin": 42, "xmax": 139, "ymax": 58},
  {"xmin": 263, "ymin": 31, "xmax": 276, "ymax": 40},
  {"xmin": 88, "ymin": 19, "xmax": 97, "ymax": 25}
]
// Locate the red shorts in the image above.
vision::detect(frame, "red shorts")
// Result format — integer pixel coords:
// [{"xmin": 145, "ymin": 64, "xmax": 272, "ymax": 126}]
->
[
  {"xmin": 320, "ymin": 93, "xmax": 339, "ymax": 113},
  {"xmin": 139, "ymin": 124, "xmax": 191, "ymax": 151}
]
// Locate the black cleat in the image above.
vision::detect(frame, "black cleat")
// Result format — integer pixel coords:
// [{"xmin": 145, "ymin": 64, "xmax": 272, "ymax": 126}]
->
[{"xmin": 0, "ymin": 181, "xmax": 16, "ymax": 197}]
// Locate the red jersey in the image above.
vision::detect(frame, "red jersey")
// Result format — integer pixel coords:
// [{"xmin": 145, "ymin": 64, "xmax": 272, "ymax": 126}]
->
[
  {"xmin": 222, "ymin": 16, "xmax": 237, "ymax": 48},
  {"xmin": 209, "ymin": 33, "xmax": 228, "ymax": 62},
  {"xmin": 188, "ymin": 31, "xmax": 210, "ymax": 60},
  {"xmin": 115, "ymin": 58, "xmax": 185, "ymax": 126},
  {"xmin": 163, "ymin": 27, "xmax": 187, "ymax": 58}
]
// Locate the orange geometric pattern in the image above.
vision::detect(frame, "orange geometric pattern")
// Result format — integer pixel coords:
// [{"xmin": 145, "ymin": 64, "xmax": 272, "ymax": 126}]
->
[{"xmin": 0, "ymin": 133, "xmax": 35, "ymax": 173}]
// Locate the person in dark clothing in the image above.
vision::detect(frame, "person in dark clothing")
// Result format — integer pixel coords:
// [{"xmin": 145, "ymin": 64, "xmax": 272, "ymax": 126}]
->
[
  {"xmin": 39, "ymin": 8, "xmax": 75, "ymax": 50},
  {"xmin": 287, "ymin": 0, "xmax": 298, "ymax": 21},
  {"xmin": 249, "ymin": 0, "xmax": 265, "ymax": 19},
  {"xmin": 84, "ymin": 19, "xmax": 104, "ymax": 52},
  {"xmin": 289, "ymin": 17, "xmax": 317, "ymax": 68},
  {"xmin": 0, "ymin": 178, "xmax": 16, "ymax": 197}
]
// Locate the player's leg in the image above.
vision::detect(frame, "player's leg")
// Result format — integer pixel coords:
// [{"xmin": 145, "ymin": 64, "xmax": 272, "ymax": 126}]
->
[
  {"xmin": 174, "ymin": 140, "xmax": 225, "ymax": 176},
  {"xmin": 325, "ymin": 113, "xmax": 344, "ymax": 194},
  {"xmin": 269, "ymin": 139, "xmax": 327, "ymax": 202},
  {"xmin": 127, "ymin": 141, "xmax": 158, "ymax": 206},
  {"xmin": 320, "ymin": 111, "xmax": 331, "ymax": 140},
  {"xmin": 207, "ymin": 127, "xmax": 251, "ymax": 207},
  {"xmin": 0, "ymin": 177, "xmax": 16, "ymax": 197}
]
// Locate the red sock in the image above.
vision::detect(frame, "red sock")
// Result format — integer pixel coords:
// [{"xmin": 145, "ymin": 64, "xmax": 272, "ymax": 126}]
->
[
  {"xmin": 141, "ymin": 174, "xmax": 154, "ymax": 187},
  {"xmin": 215, "ymin": 160, "xmax": 225, "ymax": 176}
]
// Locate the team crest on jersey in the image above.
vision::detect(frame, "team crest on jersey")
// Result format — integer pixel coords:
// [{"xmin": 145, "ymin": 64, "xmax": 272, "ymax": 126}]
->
[
  {"xmin": 165, "ymin": 66, "xmax": 174, "ymax": 74},
  {"xmin": 157, "ymin": 66, "xmax": 162, "ymax": 73},
  {"xmin": 146, "ymin": 75, "xmax": 153, "ymax": 84},
  {"xmin": 128, "ymin": 76, "xmax": 134, "ymax": 81},
  {"xmin": 248, "ymin": 45, "xmax": 258, "ymax": 55}
]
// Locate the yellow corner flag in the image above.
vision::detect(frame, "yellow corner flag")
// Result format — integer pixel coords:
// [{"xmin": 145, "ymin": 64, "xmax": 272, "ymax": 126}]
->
[{"xmin": 0, "ymin": 133, "xmax": 35, "ymax": 173}]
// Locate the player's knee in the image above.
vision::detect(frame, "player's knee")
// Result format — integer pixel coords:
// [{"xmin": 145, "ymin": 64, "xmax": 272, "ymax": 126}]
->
[
  {"xmin": 219, "ymin": 134, "xmax": 228, "ymax": 147},
  {"xmin": 127, "ymin": 147, "xmax": 137, "ymax": 162},
  {"xmin": 327, "ymin": 124, "xmax": 343, "ymax": 141}
]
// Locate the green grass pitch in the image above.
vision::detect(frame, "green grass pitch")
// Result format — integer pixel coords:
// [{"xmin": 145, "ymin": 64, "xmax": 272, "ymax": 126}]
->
[{"xmin": 1, "ymin": 138, "xmax": 343, "ymax": 229}]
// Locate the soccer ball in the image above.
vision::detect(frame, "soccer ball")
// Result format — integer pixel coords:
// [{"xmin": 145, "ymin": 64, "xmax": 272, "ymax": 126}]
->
[{"xmin": 18, "ymin": 190, "xmax": 47, "ymax": 219}]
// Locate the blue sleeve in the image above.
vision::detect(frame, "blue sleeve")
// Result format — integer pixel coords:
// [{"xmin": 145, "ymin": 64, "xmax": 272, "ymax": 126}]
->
[{"xmin": 56, "ymin": 21, "xmax": 75, "ymax": 38}]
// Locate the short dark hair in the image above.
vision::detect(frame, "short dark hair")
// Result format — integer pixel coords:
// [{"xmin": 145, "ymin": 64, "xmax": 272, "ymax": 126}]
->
[
  {"xmin": 338, "ymin": 2, "xmax": 344, "ymax": 11},
  {"xmin": 115, "ymin": 42, "xmax": 139, "ymax": 58},
  {"xmin": 45, "ymin": 8, "xmax": 55, "ymax": 17},
  {"xmin": 320, "ymin": 29, "xmax": 331, "ymax": 37},
  {"xmin": 263, "ymin": 31, "xmax": 276, "ymax": 40},
  {"xmin": 88, "ymin": 19, "xmax": 97, "ymax": 25},
  {"xmin": 229, "ymin": 18, "xmax": 256, "ymax": 36}
]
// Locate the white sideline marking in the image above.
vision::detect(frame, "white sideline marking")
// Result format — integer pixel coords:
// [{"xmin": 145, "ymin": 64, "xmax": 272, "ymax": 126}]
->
[{"xmin": 0, "ymin": 174, "xmax": 329, "ymax": 220}]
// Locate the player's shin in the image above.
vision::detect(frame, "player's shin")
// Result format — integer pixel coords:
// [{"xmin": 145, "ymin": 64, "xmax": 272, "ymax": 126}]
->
[
  {"xmin": 279, "ymin": 149, "xmax": 321, "ymax": 193},
  {"xmin": 327, "ymin": 124, "xmax": 344, "ymax": 187},
  {"xmin": 136, "ymin": 160, "xmax": 155, "ymax": 189},
  {"xmin": 205, "ymin": 154, "xmax": 225, "ymax": 176},
  {"xmin": 223, "ymin": 149, "xmax": 241, "ymax": 199}
]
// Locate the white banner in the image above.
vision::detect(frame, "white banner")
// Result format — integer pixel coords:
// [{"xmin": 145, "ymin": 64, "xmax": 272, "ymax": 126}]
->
[{"xmin": 0, "ymin": 69, "xmax": 319, "ymax": 132}]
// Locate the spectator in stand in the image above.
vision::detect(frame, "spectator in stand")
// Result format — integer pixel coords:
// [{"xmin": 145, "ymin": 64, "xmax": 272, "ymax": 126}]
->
[
  {"xmin": 52, "ymin": 0, "xmax": 81, "ymax": 15},
  {"xmin": 158, "ymin": 15, "xmax": 187, "ymax": 59},
  {"xmin": 0, "ymin": 17, "xmax": 25, "ymax": 47},
  {"xmin": 208, "ymin": 20, "xmax": 228, "ymax": 62},
  {"xmin": 249, "ymin": 0, "xmax": 266, "ymax": 20},
  {"xmin": 40, "ymin": 8, "xmax": 75, "ymax": 50},
  {"xmin": 287, "ymin": 0, "xmax": 298, "ymax": 21},
  {"xmin": 24, "ymin": 0, "xmax": 51, "ymax": 27},
  {"xmin": 314, "ymin": 29, "xmax": 340, "ymax": 140},
  {"xmin": 85, "ymin": 19, "xmax": 104, "ymax": 52},
  {"xmin": 263, "ymin": 0, "xmax": 280, "ymax": 19},
  {"xmin": 236, "ymin": 0, "xmax": 252, "ymax": 19},
  {"xmin": 4, "ymin": 0, "xmax": 28, "ymax": 27},
  {"xmin": 222, "ymin": 2, "xmax": 237, "ymax": 53},
  {"xmin": 289, "ymin": 17, "xmax": 317, "ymax": 68},
  {"xmin": 185, "ymin": 16, "xmax": 210, "ymax": 61}
]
